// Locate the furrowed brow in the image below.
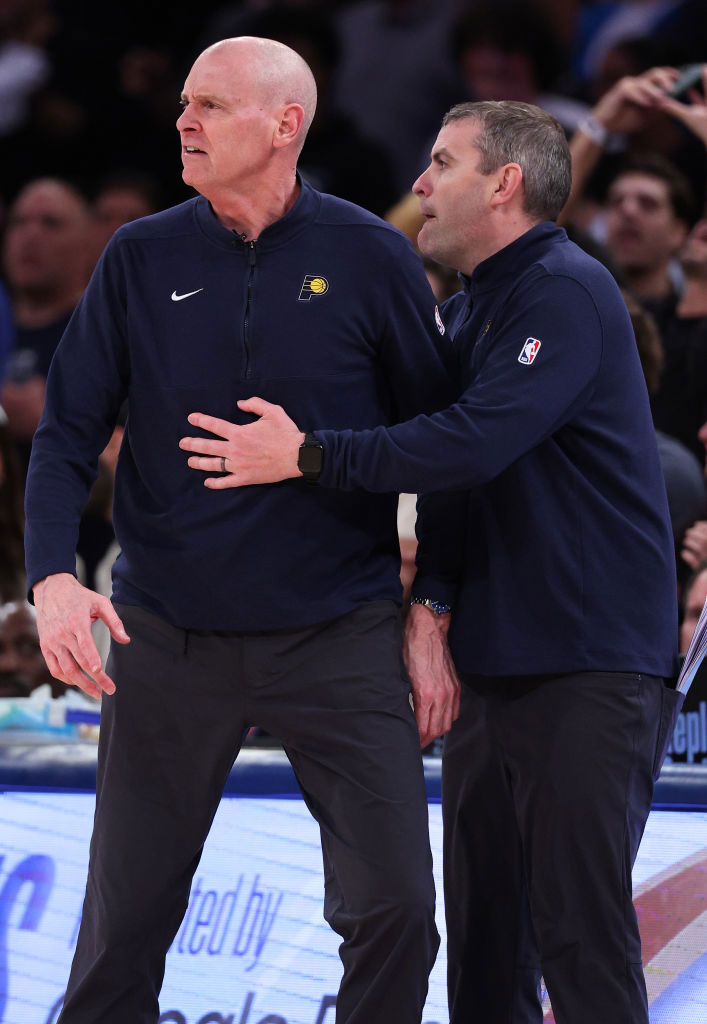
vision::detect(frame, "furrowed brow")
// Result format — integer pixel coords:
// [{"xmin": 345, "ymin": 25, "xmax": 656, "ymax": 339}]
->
[
  {"xmin": 432, "ymin": 147, "xmax": 455, "ymax": 164},
  {"xmin": 181, "ymin": 91, "xmax": 226, "ymax": 106}
]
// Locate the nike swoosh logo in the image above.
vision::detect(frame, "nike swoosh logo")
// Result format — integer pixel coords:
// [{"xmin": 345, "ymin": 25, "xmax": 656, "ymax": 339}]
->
[{"xmin": 171, "ymin": 288, "xmax": 204, "ymax": 302}]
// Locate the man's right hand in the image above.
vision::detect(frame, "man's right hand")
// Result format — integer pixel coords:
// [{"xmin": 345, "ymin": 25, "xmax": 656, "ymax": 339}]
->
[
  {"xmin": 403, "ymin": 602, "xmax": 460, "ymax": 749},
  {"xmin": 32, "ymin": 573, "xmax": 130, "ymax": 698},
  {"xmin": 590, "ymin": 66, "xmax": 679, "ymax": 136}
]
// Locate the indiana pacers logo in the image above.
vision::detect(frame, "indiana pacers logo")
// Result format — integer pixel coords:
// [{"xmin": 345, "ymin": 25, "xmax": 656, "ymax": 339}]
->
[{"xmin": 298, "ymin": 275, "xmax": 329, "ymax": 301}]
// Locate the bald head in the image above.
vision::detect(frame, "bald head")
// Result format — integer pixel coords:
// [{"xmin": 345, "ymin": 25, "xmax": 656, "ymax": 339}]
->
[
  {"xmin": 197, "ymin": 36, "xmax": 317, "ymax": 149},
  {"xmin": 177, "ymin": 35, "xmax": 318, "ymax": 227}
]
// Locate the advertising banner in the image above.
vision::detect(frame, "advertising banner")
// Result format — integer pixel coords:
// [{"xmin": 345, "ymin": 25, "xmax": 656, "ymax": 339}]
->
[{"xmin": 0, "ymin": 791, "xmax": 705, "ymax": 1024}]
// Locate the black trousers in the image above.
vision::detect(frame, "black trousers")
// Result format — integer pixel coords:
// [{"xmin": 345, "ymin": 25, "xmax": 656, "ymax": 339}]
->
[
  {"xmin": 58, "ymin": 601, "xmax": 439, "ymax": 1024},
  {"xmin": 442, "ymin": 670, "xmax": 681, "ymax": 1024}
]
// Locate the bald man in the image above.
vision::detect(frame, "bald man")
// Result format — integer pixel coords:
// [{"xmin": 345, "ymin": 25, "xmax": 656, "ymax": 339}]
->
[{"xmin": 24, "ymin": 37, "xmax": 454, "ymax": 1024}]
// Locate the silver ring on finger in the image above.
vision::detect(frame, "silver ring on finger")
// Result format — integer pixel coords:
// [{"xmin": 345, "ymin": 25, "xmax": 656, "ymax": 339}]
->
[{"xmin": 221, "ymin": 457, "xmax": 227, "ymax": 473}]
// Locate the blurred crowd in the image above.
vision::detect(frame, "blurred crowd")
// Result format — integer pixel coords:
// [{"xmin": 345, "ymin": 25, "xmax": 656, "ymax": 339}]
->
[{"xmin": 1, "ymin": 0, "xmax": 707, "ymax": 689}]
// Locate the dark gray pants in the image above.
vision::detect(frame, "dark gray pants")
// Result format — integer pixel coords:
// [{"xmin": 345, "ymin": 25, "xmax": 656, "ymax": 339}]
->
[
  {"xmin": 58, "ymin": 601, "xmax": 439, "ymax": 1024},
  {"xmin": 442, "ymin": 670, "xmax": 681, "ymax": 1024}
]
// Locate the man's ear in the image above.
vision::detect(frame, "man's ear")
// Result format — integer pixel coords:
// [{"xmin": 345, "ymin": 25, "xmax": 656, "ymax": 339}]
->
[
  {"xmin": 273, "ymin": 103, "xmax": 306, "ymax": 149},
  {"xmin": 490, "ymin": 163, "xmax": 524, "ymax": 209}
]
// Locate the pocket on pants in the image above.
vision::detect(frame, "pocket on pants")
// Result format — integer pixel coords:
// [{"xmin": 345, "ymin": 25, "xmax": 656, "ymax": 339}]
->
[{"xmin": 652, "ymin": 683, "xmax": 685, "ymax": 780}]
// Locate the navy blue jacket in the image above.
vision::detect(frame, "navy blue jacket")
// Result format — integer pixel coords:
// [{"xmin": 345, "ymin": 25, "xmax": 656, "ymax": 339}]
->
[
  {"xmin": 24, "ymin": 180, "xmax": 456, "ymax": 630},
  {"xmin": 317, "ymin": 223, "xmax": 678, "ymax": 677}
]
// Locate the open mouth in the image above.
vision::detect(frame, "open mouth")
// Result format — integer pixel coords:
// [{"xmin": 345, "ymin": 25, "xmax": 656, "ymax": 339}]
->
[{"xmin": 615, "ymin": 228, "xmax": 641, "ymax": 245}]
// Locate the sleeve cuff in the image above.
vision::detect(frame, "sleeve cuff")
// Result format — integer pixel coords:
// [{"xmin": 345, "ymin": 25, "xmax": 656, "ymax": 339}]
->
[{"xmin": 410, "ymin": 574, "xmax": 457, "ymax": 609}]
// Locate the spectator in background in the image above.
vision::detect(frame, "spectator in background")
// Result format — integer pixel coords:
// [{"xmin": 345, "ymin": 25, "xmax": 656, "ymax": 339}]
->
[
  {"xmin": 679, "ymin": 560, "xmax": 707, "ymax": 653},
  {"xmin": 681, "ymin": 416, "xmax": 707, "ymax": 582},
  {"xmin": 0, "ymin": 171, "xmax": 136, "ymax": 622},
  {"xmin": 1, "ymin": 177, "xmax": 92, "ymax": 472},
  {"xmin": 0, "ymin": 0, "xmax": 100, "ymax": 209},
  {"xmin": 626, "ymin": 294, "xmax": 707, "ymax": 573},
  {"xmin": 682, "ymin": 520, "xmax": 707, "ymax": 574},
  {"xmin": 450, "ymin": 2, "xmax": 589, "ymax": 137},
  {"xmin": 657, "ymin": 430, "xmax": 707, "ymax": 561},
  {"xmin": 0, "ymin": 597, "xmax": 66, "ymax": 698},
  {"xmin": 0, "ymin": 405, "xmax": 25, "ymax": 603},
  {"xmin": 0, "ymin": 0, "xmax": 54, "ymax": 141},
  {"xmin": 559, "ymin": 63, "xmax": 705, "ymax": 248},
  {"xmin": 100, "ymin": 43, "xmax": 193, "ymax": 209},
  {"xmin": 656, "ymin": 63, "xmax": 707, "ymax": 150},
  {"xmin": 0, "ymin": 2, "xmax": 195, "ymax": 214},
  {"xmin": 90, "ymin": 170, "xmax": 164, "ymax": 263},
  {"xmin": 331, "ymin": 0, "xmax": 462, "ymax": 195},
  {"xmin": 651, "ymin": 211, "xmax": 707, "ymax": 461},
  {"xmin": 563, "ymin": 64, "xmax": 707, "ymax": 462},
  {"xmin": 582, "ymin": 27, "xmax": 706, "ymax": 220},
  {"xmin": 604, "ymin": 154, "xmax": 695, "ymax": 327}
]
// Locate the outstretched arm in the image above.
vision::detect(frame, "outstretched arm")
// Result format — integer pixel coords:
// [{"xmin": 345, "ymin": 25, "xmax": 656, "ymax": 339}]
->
[
  {"xmin": 180, "ymin": 227, "xmax": 459, "ymax": 491},
  {"xmin": 183, "ymin": 272, "xmax": 606, "ymax": 496},
  {"xmin": 559, "ymin": 65, "xmax": 679, "ymax": 228}
]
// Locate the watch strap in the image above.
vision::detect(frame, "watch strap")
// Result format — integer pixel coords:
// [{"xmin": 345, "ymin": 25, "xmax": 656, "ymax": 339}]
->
[
  {"xmin": 298, "ymin": 432, "xmax": 323, "ymax": 483},
  {"xmin": 410, "ymin": 596, "xmax": 452, "ymax": 615}
]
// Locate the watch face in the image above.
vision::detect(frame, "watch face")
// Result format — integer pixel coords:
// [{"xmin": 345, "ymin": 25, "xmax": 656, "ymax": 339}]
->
[{"xmin": 298, "ymin": 444, "xmax": 323, "ymax": 476}]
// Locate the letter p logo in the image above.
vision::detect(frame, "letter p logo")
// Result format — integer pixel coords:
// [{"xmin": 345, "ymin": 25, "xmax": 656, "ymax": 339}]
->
[{"xmin": 298, "ymin": 276, "xmax": 329, "ymax": 301}]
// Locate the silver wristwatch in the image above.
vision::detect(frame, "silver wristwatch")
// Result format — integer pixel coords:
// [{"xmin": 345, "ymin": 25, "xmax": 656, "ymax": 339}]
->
[{"xmin": 410, "ymin": 596, "xmax": 452, "ymax": 615}]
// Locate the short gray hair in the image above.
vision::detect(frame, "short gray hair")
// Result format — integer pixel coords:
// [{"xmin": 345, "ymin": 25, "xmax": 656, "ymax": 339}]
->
[{"xmin": 442, "ymin": 101, "xmax": 571, "ymax": 222}]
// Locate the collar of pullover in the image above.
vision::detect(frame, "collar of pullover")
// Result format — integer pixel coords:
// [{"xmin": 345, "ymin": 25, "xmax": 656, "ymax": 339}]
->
[
  {"xmin": 194, "ymin": 173, "xmax": 321, "ymax": 253},
  {"xmin": 461, "ymin": 221, "xmax": 566, "ymax": 297}
]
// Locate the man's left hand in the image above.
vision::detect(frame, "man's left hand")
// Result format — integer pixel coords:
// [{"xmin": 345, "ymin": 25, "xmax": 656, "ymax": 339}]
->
[{"xmin": 179, "ymin": 397, "xmax": 304, "ymax": 488}]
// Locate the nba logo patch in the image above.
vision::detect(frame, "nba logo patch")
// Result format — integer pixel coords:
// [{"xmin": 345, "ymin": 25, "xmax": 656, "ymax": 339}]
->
[
  {"xmin": 518, "ymin": 337, "xmax": 541, "ymax": 365},
  {"xmin": 434, "ymin": 305, "xmax": 446, "ymax": 335}
]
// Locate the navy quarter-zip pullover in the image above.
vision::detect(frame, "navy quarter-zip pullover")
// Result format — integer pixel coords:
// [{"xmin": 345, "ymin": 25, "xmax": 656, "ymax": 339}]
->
[
  {"xmin": 316, "ymin": 223, "xmax": 678, "ymax": 677},
  {"xmin": 24, "ymin": 180, "xmax": 456, "ymax": 630}
]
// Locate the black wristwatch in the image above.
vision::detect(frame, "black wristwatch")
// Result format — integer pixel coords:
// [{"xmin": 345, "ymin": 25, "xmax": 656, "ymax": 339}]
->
[{"xmin": 298, "ymin": 432, "xmax": 324, "ymax": 483}]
